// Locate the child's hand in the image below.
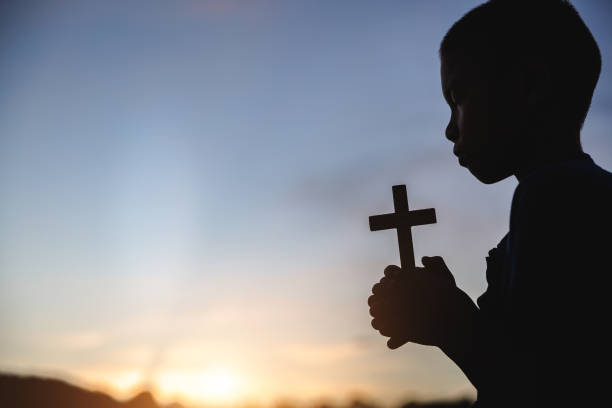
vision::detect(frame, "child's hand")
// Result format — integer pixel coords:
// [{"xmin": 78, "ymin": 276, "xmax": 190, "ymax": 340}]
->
[{"xmin": 368, "ymin": 256, "xmax": 470, "ymax": 349}]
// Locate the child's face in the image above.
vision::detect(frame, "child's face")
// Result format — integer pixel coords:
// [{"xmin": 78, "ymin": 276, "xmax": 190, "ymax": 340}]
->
[{"xmin": 440, "ymin": 52, "xmax": 525, "ymax": 184}]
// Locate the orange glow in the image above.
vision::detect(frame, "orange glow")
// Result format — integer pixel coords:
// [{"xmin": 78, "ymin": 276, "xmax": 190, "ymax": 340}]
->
[{"xmin": 155, "ymin": 367, "xmax": 245, "ymax": 405}]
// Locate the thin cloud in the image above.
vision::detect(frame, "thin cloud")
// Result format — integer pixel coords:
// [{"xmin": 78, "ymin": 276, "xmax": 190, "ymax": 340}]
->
[
  {"xmin": 50, "ymin": 331, "xmax": 106, "ymax": 350},
  {"xmin": 280, "ymin": 341, "xmax": 366, "ymax": 366}
]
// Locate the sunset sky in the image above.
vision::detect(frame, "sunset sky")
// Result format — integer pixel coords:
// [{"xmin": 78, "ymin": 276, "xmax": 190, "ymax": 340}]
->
[{"xmin": 1, "ymin": 1, "xmax": 611, "ymax": 406}]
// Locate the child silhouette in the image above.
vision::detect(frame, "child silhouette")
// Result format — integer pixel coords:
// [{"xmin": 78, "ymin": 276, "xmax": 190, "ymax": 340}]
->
[{"xmin": 368, "ymin": 1, "xmax": 612, "ymax": 406}]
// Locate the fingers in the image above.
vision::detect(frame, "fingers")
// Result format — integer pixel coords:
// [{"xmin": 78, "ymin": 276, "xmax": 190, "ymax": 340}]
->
[
  {"xmin": 384, "ymin": 265, "xmax": 401, "ymax": 279},
  {"xmin": 371, "ymin": 274, "xmax": 395, "ymax": 295},
  {"xmin": 422, "ymin": 255, "xmax": 444, "ymax": 268},
  {"xmin": 369, "ymin": 297, "xmax": 390, "ymax": 317},
  {"xmin": 369, "ymin": 265, "xmax": 405, "ymax": 335},
  {"xmin": 387, "ymin": 337, "xmax": 408, "ymax": 350},
  {"xmin": 422, "ymin": 256, "xmax": 456, "ymax": 286},
  {"xmin": 369, "ymin": 301, "xmax": 380, "ymax": 317},
  {"xmin": 371, "ymin": 318, "xmax": 393, "ymax": 337},
  {"xmin": 371, "ymin": 276, "xmax": 389, "ymax": 294},
  {"xmin": 373, "ymin": 265, "xmax": 402, "ymax": 295}
]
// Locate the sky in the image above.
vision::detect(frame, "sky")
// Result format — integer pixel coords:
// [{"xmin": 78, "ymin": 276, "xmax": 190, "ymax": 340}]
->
[{"xmin": 1, "ymin": 0, "xmax": 611, "ymax": 406}]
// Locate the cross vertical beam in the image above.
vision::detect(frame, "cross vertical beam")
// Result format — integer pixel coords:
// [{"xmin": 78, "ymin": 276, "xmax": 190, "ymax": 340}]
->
[
  {"xmin": 393, "ymin": 185, "xmax": 415, "ymax": 271},
  {"xmin": 369, "ymin": 185, "xmax": 437, "ymax": 271}
]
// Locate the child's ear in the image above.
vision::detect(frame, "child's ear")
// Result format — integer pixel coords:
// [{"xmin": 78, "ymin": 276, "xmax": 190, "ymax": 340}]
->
[{"xmin": 524, "ymin": 57, "xmax": 554, "ymax": 115}]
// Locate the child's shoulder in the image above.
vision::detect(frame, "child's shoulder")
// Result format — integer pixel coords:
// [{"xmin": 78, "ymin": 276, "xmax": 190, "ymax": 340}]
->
[
  {"xmin": 518, "ymin": 153, "xmax": 612, "ymax": 202},
  {"xmin": 509, "ymin": 154, "xmax": 611, "ymax": 266},
  {"xmin": 513, "ymin": 153, "xmax": 612, "ymax": 227}
]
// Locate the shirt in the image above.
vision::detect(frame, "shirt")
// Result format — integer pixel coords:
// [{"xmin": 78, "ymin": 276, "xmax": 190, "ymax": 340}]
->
[{"xmin": 475, "ymin": 152, "xmax": 612, "ymax": 407}]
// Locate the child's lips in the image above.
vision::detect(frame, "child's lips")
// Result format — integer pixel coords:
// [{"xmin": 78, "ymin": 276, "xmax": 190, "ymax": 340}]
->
[
  {"xmin": 453, "ymin": 144, "xmax": 463, "ymax": 157},
  {"xmin": 453, "ymin": 147, "xmax": 468, "ymax": 166}
]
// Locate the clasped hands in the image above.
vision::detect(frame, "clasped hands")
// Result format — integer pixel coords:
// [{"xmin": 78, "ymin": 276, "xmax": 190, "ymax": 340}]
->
[{"xmin": 368, "ymin": 256, "xmax": 473, "ymax": 350}]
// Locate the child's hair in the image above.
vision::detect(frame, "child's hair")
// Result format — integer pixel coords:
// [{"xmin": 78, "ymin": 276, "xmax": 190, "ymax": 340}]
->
[{"xmin": 440, "ymin": 0, "xmax": 601, "ymax": 133}]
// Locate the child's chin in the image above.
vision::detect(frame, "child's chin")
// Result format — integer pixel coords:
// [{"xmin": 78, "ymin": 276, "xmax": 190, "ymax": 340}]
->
[{"xmin": 468, "ymin": 165, "xmax": 510, "ymax": 184}]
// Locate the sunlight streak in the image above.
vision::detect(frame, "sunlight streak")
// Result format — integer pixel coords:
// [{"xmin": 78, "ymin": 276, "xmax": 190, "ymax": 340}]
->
[{"xmin": 156, "ymin": 367, "xmax": 244, "ymax": 405}]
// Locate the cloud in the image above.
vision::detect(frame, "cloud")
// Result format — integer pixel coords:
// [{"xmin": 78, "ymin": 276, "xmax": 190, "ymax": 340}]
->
[
  {"xmin": 51, "ymin": 331, "xmax": 106, "ymax": 350},
  {"xmin": 287, "ymin": 146, "xmax": 455, "ymax": 218},
  {"xmin": 280, "ymin": 341, "xmax": 365, "ymax": 366}
]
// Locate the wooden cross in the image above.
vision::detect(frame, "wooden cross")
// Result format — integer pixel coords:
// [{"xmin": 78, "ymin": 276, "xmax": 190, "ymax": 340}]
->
[{"xmin": 369, "ymin": 185, "xmax": 436, "ymax": 271}]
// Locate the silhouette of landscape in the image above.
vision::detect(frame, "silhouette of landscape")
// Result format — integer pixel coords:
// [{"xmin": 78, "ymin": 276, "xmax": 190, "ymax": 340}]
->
[
  {"xmin": 0, "ymin": 373, "xmax": 183, "ymax": 408},
  {"xmin": 0, "ymin": 373, "xmax": 473, "ymax": 408}
]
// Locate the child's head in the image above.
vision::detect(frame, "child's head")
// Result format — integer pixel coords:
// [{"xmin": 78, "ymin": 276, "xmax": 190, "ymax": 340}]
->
[{"xmin": 439, "ymin": 0, "xmax": 601, "ymax": 183}]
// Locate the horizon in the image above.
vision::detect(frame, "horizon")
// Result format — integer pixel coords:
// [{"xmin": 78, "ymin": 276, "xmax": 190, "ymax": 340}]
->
[
  {"xmin": 0, "ymin": 371, "xmax": 475, "ymax": 408},
  {"xmin": 1, "ymin": 1, "xmax": 611, "ymax": 406}
]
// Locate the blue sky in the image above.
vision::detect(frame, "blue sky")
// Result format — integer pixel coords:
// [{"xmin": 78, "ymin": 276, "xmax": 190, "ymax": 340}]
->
[{"xmin": 1, "ymin": 0, "xmax": 611, "ymax": 405}]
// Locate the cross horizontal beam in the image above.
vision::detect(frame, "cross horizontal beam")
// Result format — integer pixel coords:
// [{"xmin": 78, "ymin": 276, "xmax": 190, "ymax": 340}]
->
[
  {"xmin": 369, "ymin": 185, "xmax": 437, "ymax": 271},
  {"xmin": 369, "ymin": 209, "xmax": 437, "ymax": 231}
]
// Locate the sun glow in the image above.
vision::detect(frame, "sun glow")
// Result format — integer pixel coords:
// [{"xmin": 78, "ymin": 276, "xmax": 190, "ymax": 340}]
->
[{"xmin": 156, "ymin": 367, "xmax": 244, "ymax": 405}]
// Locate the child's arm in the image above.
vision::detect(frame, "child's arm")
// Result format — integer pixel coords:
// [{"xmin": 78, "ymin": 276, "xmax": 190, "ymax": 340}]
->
[{"xmin": 368, "ymin": 257, "xmax": 509, "ymax": 390}]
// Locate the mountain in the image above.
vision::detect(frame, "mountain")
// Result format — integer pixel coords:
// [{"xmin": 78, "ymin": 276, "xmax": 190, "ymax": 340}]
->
[
  {"xmin": 0, "ymin": 373, "xmax": 184, "ymax": 408},
  {"xmin": 0, "ymin": 372, "xmax": 473, "ymax": 408}
]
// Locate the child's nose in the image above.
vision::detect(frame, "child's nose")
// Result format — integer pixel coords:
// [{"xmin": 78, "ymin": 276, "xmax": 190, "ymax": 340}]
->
[{"xmin": 445, "ymin": 118, "xmax": 459, "ymax": 142}]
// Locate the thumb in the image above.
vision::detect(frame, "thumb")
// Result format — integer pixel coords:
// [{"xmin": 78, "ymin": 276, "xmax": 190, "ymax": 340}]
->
[
  {"xmin": 422, "ymin": 256, "xmax": 456, "ymax": 286},
  {"xmin": 387, "ymin": 337, "xmax": 408, "ymax": 350}
]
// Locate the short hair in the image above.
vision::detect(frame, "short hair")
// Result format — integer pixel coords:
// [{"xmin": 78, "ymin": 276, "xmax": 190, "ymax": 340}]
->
[{"xmin": 440, "ymin": 0, "xmax": 601, "ymax": 132}]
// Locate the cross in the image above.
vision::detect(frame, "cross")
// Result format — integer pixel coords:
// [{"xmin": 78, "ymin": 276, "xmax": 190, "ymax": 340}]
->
[{"xmin": 369, "ymin": 185, "xmax": 436, "ymax": 271}]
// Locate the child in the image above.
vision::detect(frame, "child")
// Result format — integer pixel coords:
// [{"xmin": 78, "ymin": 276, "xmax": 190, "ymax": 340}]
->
[{"xmin": 367, "ymin": 1, "xmax": 612, "ymax": 406}]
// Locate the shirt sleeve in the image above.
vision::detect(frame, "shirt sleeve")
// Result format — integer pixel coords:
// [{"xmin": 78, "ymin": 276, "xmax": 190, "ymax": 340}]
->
[
  {"xmin": 507, "ymin": 181, "xmax": 558, "ymax": 345},
  {"xmin": 476, "ymin": 234, "xmax": 509, "ymax": 319}
]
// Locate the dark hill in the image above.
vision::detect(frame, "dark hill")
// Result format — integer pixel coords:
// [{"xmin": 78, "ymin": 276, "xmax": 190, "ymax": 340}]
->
[
  {"xmin": 0, "ymin": 372, "xmax": 472, "ymax": 408},
  {"xmin": 0, "ymin": 373, "xmax": 183, "ymax": 408}
]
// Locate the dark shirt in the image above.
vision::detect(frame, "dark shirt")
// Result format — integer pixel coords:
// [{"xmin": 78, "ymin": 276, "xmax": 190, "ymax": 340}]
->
[{"xmin": 475, "ymin": 153, "xmax": 612, "ymax": 407}]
